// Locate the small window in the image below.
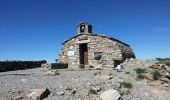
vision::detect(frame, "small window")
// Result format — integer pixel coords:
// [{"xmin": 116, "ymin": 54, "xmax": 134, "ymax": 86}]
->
[{"xmin": 94, "ymin": 52, "xmax": 102, "ymax": 60}]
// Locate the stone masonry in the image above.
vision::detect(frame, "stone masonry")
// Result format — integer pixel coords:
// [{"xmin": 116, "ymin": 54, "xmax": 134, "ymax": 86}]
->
[{"xmin": 57, "ymin": 22, "xmax": 135, "ymax": 69}]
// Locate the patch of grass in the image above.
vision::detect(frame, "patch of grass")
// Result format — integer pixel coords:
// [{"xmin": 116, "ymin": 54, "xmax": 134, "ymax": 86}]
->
[
  {"xmin": 120, "ymin": 82, "xmax": 133, "ymax": 89},
  {"xmin": 89, "ymin": 88, "xmax": 97, "ymax": 95},
  {"xmin": 137, "ymin": 74, "xmax": 146, "ymax": 79},
  {"xmin": 89, "ymin": 65, "xmax": 94, "ymax": 68},
  {"xmin": 125, "ymin": 72, "xmax": 130, "ymax": 74},
  {"xmin": 135, "ymin": 68, "xmax": 146, "ymax": 74},
  {"xmin": 153, "ymin": 70, "xmax": 162, "ymax": 80}
]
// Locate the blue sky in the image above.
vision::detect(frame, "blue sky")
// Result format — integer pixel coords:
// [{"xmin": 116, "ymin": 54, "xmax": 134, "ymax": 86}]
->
[{"xmin": 0, "ymin": 0, "xmax": 170, "ymax": 62}]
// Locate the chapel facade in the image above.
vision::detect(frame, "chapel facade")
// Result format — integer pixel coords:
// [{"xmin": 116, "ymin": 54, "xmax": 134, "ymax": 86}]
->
[{"xmin": 57, "ymin": 22, "xmax": 135, "ymax": 69}]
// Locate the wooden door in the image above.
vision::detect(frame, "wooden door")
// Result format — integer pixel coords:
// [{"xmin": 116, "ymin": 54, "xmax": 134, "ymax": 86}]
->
[
  {"xmin": 79, "ymin": 43, "xmax": 88, "ymax": 65},
  {"xmin": 84, "ymin": 51, "xmax": 88, "ymax": 65}
]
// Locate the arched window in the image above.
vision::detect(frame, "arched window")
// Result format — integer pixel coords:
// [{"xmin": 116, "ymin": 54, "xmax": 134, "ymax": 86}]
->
[{"xmin": 80, "ymin": 25, "xmax": 86, "ymax": 32}]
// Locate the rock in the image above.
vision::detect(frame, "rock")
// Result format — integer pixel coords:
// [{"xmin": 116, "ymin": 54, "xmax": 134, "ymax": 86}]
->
[
  {"xmin": 159, "ymin": 64, "xmax": 170, "ymax": 70},
  {"xmin": 129, "ymin": 58, "xmax": 135, "ymax": 61},
  {"xmin": 13, "ymin": 96, "xmax": 23, "ymax": 100},
  {"xmin": 93, "ymin": 97, "xmax": 101, "ymax": 100},
  {"xmin": 160, "ymin": 77, "xmax": 169, "ymax": 82},
  {"xmin": 71, "ymin": 90, "xmax": 76, "ymax": 95},
  {"xmin": 100, "ymin": 89, "xmax": 121, "ymax": 100},
  {"xmin": 57, "ymin": 91, "xmax": 65, "ymax": 96},
  {"xmin": 148, "ymin": 81, "xmax": 168, "ymax": 90},
  {"xmin": 21, "ymin": 79, "xmax": 27, "ymax": 83},
  {"xmin": 165, "ymin": 74, "xmax": 170, "ymax": 79},
  {"xmin": 90, "ymin": 84, "xmax": 102, "ymax": 93},
  {"xmin": 116, "ymin": 64, "xmax": 123, "ymax": 71},
  {"xmin": 90, "ymin": 87, "xmax": 100, "ymax": 93},
  {"xmin": 150, "ymin": 63, "xmax": 170, "ymax": 73},
  {"xmin": 119, "ymin": 88, "xmax": 130, "ymax": 95},
  {"xmin": 96, "ymin": 64, "xmax": 103, "ymax": 70},
  {"xmin": 44, "ymin": 69, "xmax": 59, "ymax": 76},
  {"xmin": 27, "ymin": 88, "xmax": 50, "ymax": 100},
  {"xmin": 77, "ymin": 97, "xmax": 84, "ymax": 100},
  {"xmin": 99, "ymin": 74, "xmax": 113, "ymax": 80},
  {"xmin": 65, "ymin": 87, "xmax": 72, "ymax": 91},
  {"xmin": 163, "ymin": 83, "xmax": 169, "ymax": 87},
  {"xmin": 41, "ymin": 63, "xmax": 51, "ymax": 70}
]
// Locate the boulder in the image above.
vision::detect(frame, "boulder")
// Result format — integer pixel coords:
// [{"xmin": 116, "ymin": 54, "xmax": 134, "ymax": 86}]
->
[
  {"xmin": 100, "ymin": 89, "xmax": 121, "ymax": 100},
  {"xmin": 27, "ymin": 88, "xmax": 50, "ymax": 100}
]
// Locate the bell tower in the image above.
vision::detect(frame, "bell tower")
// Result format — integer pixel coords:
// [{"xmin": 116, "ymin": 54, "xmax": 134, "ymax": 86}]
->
[{"xmin": 77, "ymin": 22, "xmax": 92, "ymax": 35}]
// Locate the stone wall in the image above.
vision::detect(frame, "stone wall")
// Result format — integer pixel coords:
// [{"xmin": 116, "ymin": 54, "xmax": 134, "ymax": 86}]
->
[
  {"xmin": 41, "ymin": 63, "xmax": 68, "ymax": 70},
  {"xmin": 57, "ymin": 34, "xmax": 135, "ymax": 69},
  {"xmin": 0, "ymin": 60, "xmax": 47, "ymax": 72},
  {"xmin": 116, "ymin": 41, "xmax": 135, "ymax": 60}
]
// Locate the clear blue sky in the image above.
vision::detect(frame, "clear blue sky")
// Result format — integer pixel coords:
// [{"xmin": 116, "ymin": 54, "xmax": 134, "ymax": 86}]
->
[{"xmin": 0, "ymin": 0, "xmax": 170, "ymax": 62}]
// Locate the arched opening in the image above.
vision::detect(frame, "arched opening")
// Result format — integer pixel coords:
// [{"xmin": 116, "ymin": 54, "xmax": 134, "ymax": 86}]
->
[
  {"xmin": 79, "ymin": 43, "xmax": 88, "ymax": 66},
  {"xmin": 80, "ymin": 25, "xmax": 87, "ymax": 33}
]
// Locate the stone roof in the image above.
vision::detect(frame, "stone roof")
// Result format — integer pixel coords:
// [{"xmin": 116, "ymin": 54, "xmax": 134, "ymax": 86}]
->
[{"xmin": 62, "ymin": 34, "xmax": 130, "ymax": 47}]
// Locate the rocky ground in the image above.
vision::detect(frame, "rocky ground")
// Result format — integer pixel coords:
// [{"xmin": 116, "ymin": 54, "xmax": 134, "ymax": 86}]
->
[{"xmin": 0, "ymin": 59, "xmax": 170, "ymax": 100}]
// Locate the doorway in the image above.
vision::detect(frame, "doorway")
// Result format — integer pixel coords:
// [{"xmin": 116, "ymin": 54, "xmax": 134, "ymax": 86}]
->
[{"xmin": 79, "ymin": 43, "xmax": 88, "ymax": 66}]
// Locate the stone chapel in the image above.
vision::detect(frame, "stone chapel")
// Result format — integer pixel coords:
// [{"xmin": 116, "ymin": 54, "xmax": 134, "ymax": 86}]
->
[{"xmin": 57, "ymin": 22, "xmax": 135, "ymax": 69}]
